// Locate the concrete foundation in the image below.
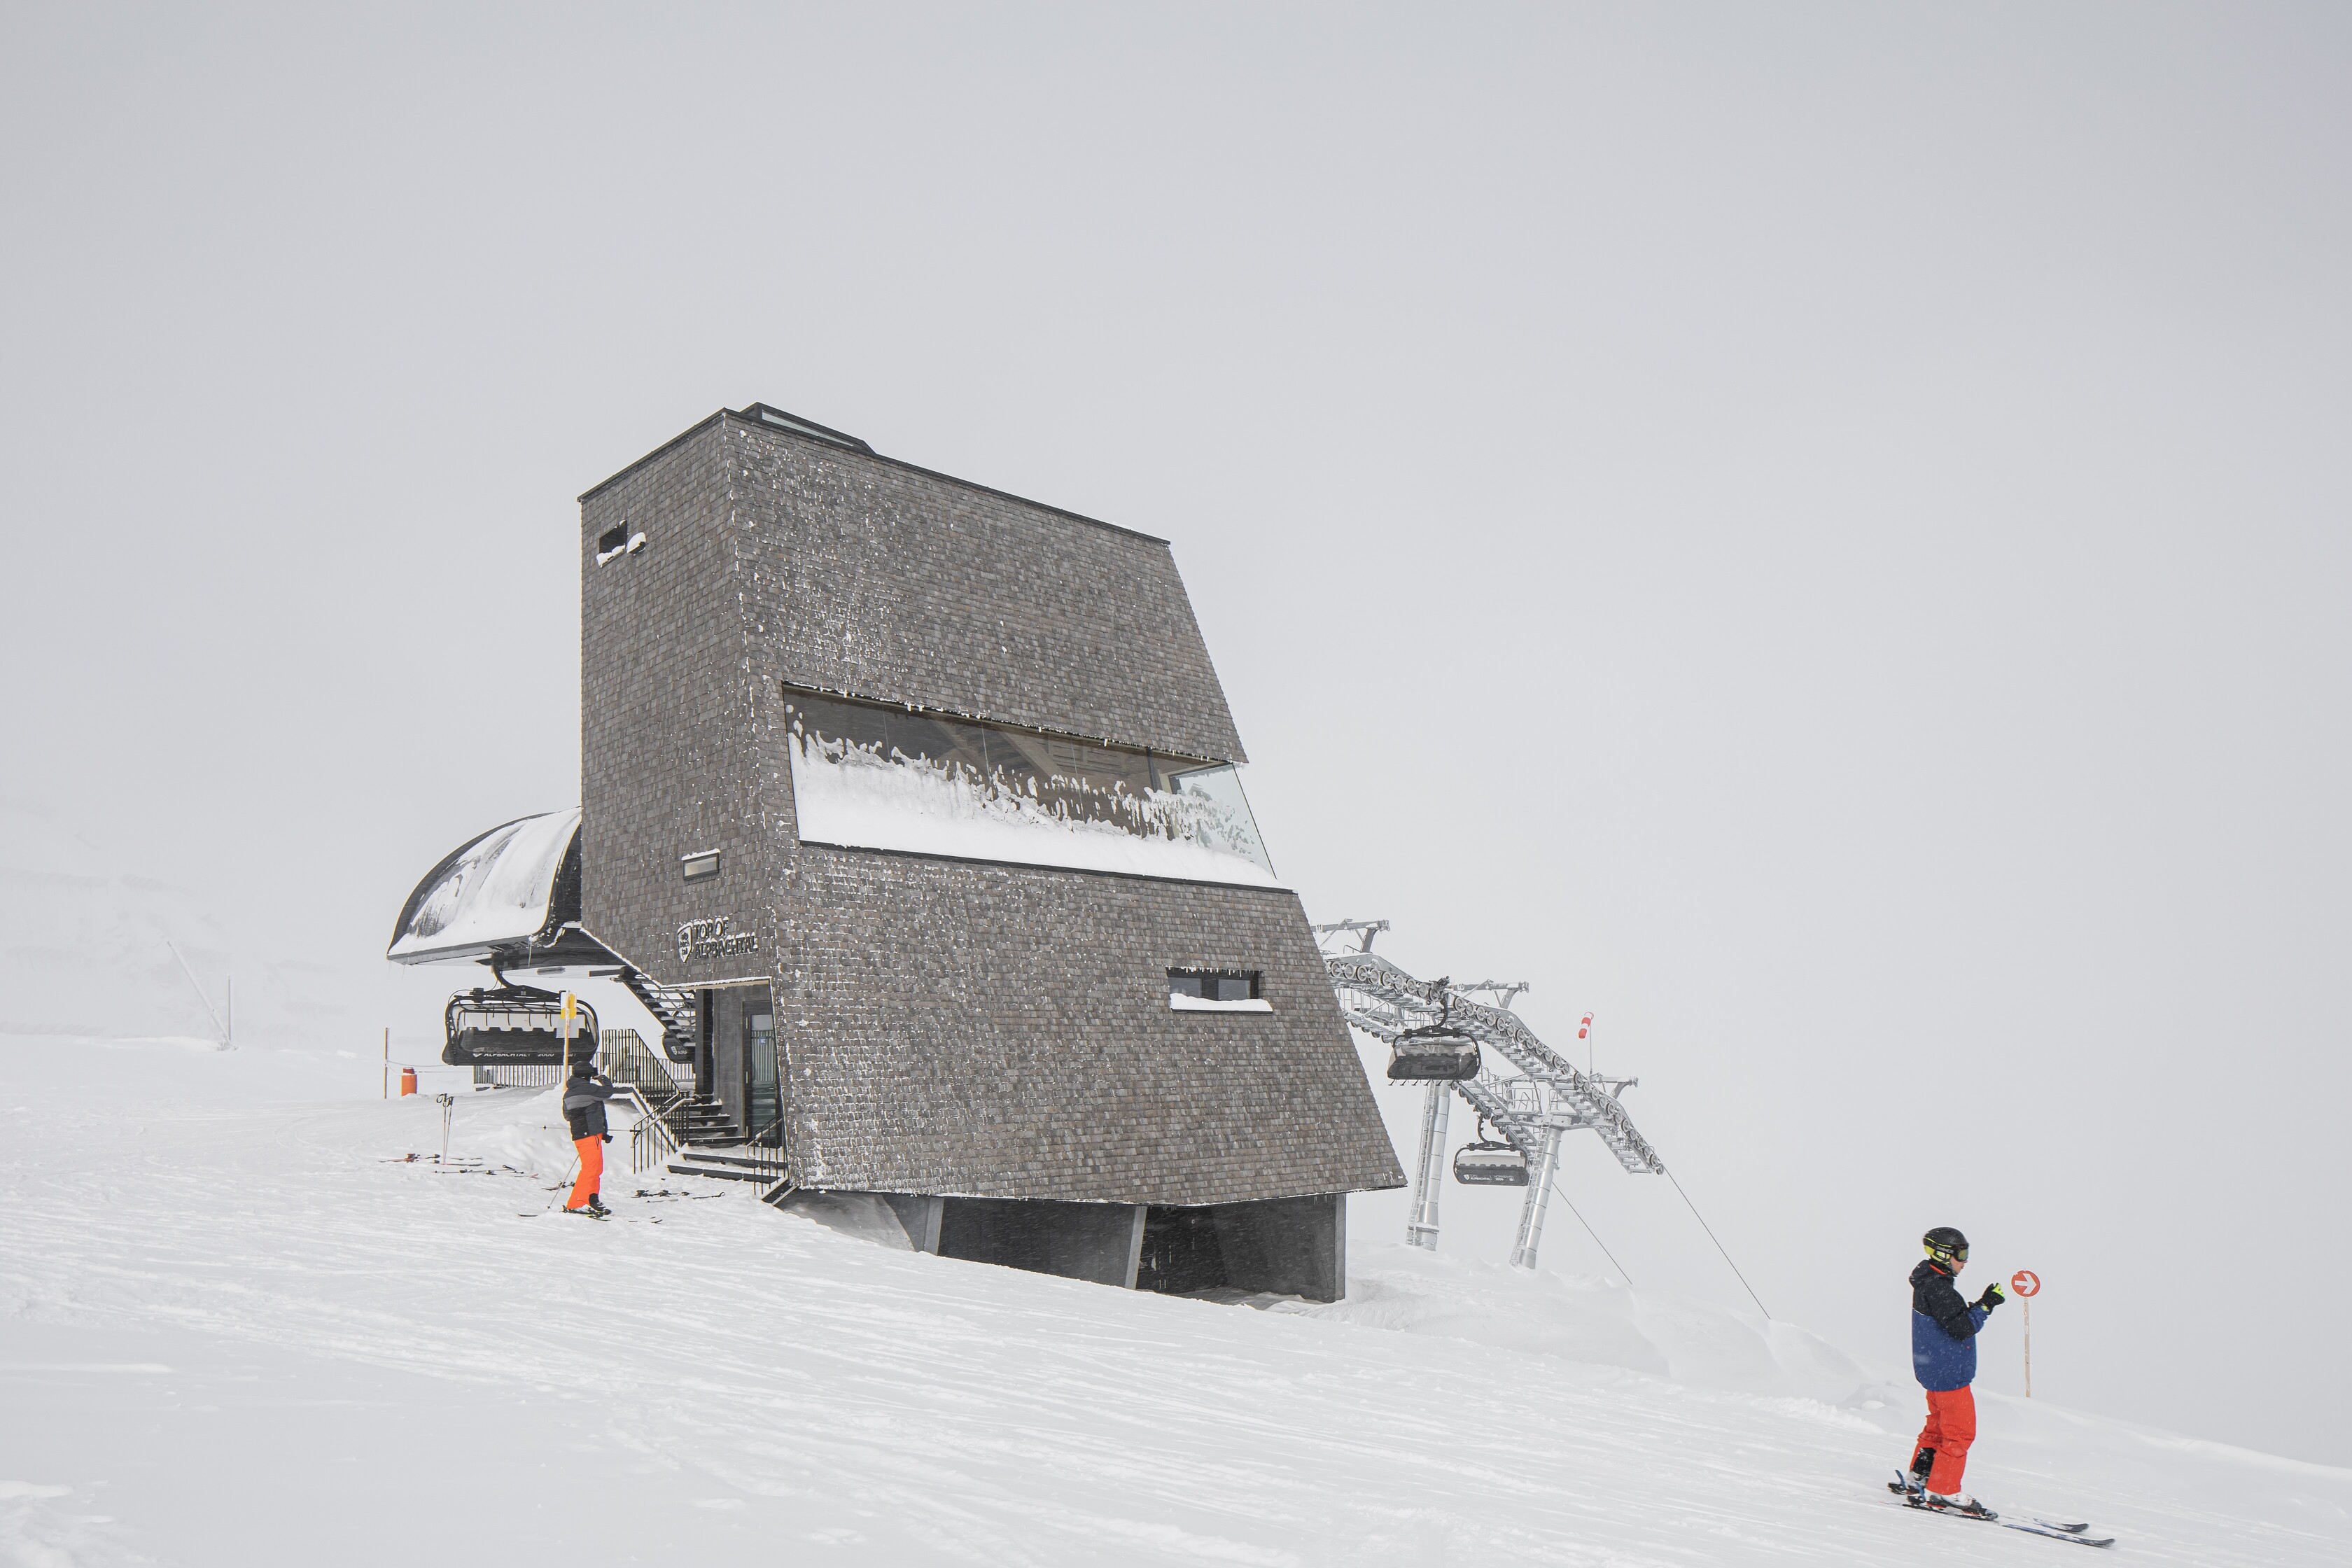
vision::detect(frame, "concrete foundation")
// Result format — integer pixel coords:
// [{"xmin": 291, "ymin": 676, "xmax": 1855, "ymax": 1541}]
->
[{"xmin": 879, "ymin": 1189, "xmax": 1345, "ymax": 1301}]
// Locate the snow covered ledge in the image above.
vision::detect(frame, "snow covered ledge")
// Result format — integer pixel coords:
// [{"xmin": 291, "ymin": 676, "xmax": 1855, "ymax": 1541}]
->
[{"xmin": 1169, "ymin": 995, "xmax": 1273, "ymax": 1014}]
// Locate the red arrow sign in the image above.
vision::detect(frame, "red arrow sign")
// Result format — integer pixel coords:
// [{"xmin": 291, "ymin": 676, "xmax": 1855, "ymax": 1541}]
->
[{"xmin": 2011, "ymin": 1269, "xmax": 2041, "ymax": 1297}]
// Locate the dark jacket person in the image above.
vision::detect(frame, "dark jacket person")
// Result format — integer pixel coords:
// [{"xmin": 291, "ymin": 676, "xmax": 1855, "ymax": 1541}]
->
[{"xmin": 563, "ymin": 1058, "xmax": 623, "ymax": 1216}]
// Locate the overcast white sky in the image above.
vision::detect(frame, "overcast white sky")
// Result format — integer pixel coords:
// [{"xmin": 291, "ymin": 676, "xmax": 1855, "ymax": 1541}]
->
[{"xmin": 4, "ymin": 4, "xmax": 2345, "ymax": 1464}]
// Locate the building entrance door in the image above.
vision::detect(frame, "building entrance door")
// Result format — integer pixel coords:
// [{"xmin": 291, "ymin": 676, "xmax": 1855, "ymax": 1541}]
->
[
  {"xmin": 692, "ymin": 988, "xmax": 715, "ymax": 1100},
  {"xmin": 746, "ymin": 990, "xmax": 780, "ymax": 1146}
]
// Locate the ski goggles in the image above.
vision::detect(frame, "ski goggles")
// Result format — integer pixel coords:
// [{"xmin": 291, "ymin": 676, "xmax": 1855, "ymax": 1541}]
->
[{"xmin": 1924, "ymin": 1241, "xmax": 1968, "ymax": 1265}]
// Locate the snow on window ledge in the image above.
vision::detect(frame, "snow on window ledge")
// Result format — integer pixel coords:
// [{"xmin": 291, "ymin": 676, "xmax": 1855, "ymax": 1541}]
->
[{"xmin": 1169, "ymin": 994, "xmax": 1273, "ymax": 1014}]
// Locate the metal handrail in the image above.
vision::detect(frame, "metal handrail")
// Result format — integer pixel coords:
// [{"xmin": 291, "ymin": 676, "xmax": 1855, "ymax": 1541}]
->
[
  {"xmin": 624, "ymin": 1084, "xmax": 688, "ymax": 1175},
  {"xmin": 738, "ymin": 1114, "xmax": 788, "ymax": 1188}
]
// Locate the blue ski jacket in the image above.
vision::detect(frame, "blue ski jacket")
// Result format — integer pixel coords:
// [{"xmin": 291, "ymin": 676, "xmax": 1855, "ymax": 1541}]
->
[{"xmin": 1910, "ymin": 1259, "xmax": 1989, "ymax": 1391}]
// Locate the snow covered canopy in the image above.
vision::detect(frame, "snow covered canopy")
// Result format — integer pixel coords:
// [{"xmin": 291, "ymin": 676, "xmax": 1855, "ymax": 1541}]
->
[{"xmin": 386, "ymin": 810, "xmax": 582, "ymax": 965}]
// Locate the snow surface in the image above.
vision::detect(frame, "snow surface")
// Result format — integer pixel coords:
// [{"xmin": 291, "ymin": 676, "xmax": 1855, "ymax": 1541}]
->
[
  {"xmin": 1170, "ymin": 994, "xmax": 1275, "ymax": 1012},
  {"xmin": 4, "ymin": 1036, "xmax": 2344, "ymax": 1566},
  {"xmin": 788, "ymin": 729, "xmax": 1281, "ymax": 888},
  {"xmin": 385, "ymin": 808, "xmax": 578, "ymax": 962}
]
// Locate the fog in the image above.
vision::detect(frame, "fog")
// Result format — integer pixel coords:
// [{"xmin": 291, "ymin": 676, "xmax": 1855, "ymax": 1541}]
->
[{"xmin": 4, "ymin": 4, "xmax": 2344, "ymax": 1464}]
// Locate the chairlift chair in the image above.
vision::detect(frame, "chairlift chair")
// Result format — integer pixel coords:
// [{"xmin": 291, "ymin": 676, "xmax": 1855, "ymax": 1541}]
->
[
  {"xmin": 1385, "ymin": 986, "xmax": 1480, "ymax": 1082},
  {"xmin": 1452, "ymin": 1139, "xmax": 1530, "ymax": 1186},
  {"xmin": 442, "ymin": 986, "xmax": 598, "ymax": 1067}
]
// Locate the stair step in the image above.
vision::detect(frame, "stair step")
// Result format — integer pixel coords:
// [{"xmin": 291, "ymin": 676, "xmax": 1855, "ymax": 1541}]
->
[
  {"xmin": 666, "ymin": 1160, "xmax": 778, "ymax": 1184},
  {"xmin": 672, "ymin": 1149, "xmax": 783, "ymax": 1170}
]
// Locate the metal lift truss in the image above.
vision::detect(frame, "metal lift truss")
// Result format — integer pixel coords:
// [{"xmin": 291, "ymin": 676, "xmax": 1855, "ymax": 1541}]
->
[{"xmin": 1322, "ymin": 938, "xmax": 1663, "ymax": 1269}]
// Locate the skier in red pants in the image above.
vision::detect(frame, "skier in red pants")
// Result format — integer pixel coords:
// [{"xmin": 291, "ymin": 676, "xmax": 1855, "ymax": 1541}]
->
[{"xmin": 1905, "ymin": 1226, "xmax": 2004, "ymax": 1515}]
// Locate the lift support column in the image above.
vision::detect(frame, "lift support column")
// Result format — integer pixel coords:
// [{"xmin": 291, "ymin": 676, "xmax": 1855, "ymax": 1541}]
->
[{"xmin": 1404, "ymin": 1083, "xmax": 1450, "ymax": 1250}]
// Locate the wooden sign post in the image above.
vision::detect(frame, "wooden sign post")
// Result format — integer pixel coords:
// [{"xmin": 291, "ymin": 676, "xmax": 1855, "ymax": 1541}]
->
[{"xmin": 2010, "ymin": 1269, "xmax": 2041, "ymax": 1396}]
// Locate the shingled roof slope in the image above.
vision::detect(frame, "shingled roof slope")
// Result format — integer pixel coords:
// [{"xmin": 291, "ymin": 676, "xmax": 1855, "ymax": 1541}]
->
[{"xmin": 722, "ymin": 410, "xmax": 1245, "ymax": 763}]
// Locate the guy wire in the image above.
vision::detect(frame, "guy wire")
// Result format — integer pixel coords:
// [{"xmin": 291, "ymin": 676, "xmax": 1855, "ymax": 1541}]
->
[
  {"xmin": 1665, "ymin": 1166, "xmax": 1772, "ymax": 1320},
  {"xmin": 1548, "ymin": 1177, "xmax": 1637, "ymax": 1287}
]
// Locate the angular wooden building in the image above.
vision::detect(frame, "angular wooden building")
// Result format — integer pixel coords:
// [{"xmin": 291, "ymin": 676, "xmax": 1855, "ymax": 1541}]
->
[{"xmin": 393, "ymin": 404, "xmax": 1402, "ymax": 1298}]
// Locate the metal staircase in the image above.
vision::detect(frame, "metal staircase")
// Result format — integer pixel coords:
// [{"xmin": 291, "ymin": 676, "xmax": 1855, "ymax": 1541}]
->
[
  {"xmin": 663, "ymin": 1107, "xmax": 790, "ymax": 1205},
  {"xmin": 1313, "ymin": 920, "xmax": 1664, "ymax": 1271},
  {"xmin": 615, "ymin": 968, "xmax": 701, "ymax": 1064},
  {"xmin": 675, "ymin": 1095, "xmax": 742, "ymax": 1147}
]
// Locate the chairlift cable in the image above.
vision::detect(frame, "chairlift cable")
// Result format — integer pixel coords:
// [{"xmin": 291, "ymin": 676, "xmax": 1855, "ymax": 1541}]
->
[
  {"xmin": 1545, "ymin": 1177, "xmax": 1636, "ymax": 1287},
  {"xmin": 1664, "ymin": 1166, "xmax": 1772, "ymax": 1320}
]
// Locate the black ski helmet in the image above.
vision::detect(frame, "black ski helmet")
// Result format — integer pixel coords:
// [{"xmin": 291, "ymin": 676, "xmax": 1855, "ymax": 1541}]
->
[{"xmin": 1921, "ymin": 1226, "xmax": 1969, "ymax": 1266}]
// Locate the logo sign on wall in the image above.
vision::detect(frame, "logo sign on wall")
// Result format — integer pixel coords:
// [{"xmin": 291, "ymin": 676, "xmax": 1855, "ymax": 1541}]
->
[{"xmin": 677, "ymin": 916, "xmax": 759, "ymax": 963}]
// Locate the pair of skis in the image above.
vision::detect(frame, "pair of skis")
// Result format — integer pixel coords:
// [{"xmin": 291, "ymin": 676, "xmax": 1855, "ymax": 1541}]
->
[{"xmin": 1888, "ymin": 1474, "xmax": 2115, "ymax": 1547}]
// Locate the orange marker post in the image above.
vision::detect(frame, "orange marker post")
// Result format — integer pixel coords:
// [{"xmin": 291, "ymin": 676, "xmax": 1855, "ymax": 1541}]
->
[{"xmin": 2011, "ymin": 1269, "xmax": 2041, "ymax": 1396}]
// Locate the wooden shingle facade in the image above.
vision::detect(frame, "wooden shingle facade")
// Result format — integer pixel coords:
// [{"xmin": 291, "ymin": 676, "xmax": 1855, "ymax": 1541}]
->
[{"xmin": 576, "ymin": 407, "xmax": 1401, "ymax": 1286}]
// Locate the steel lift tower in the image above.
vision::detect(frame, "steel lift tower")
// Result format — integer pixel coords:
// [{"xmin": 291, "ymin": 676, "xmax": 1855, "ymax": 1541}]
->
[{"xmin": 1312, "ymin": 920, "xmax": 1664, "ymax": 1270}]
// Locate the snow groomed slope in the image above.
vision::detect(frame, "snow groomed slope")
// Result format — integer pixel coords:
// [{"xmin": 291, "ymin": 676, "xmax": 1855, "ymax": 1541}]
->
[{"xmin": 1, "ymin": 1037, "xmax": 2343, "ymax": 1567}]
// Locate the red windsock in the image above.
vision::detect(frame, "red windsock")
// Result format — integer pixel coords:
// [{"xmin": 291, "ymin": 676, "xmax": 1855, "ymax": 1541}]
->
[{"xmin": 1578, "ymin": 1013, "xmax": 1592, "ymax": 1039}]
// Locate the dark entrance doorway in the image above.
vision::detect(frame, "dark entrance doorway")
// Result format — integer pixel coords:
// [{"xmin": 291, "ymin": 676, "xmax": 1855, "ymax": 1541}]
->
[
  {"xmin": 746, "ymin": 993, "xmax": 779, "ymax": 1145},
  {"xmin": 697, "ymin": 984, "xmax": 778, "ymax": 1146},
  {"xmin": 1132, "ymin": 1194, "xmax": 1345, "ymax": 1301}
]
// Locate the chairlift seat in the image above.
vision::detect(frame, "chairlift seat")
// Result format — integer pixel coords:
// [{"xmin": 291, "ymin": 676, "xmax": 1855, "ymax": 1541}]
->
[
  {"xmin": 1386, "ymin": 1025, "xmax": 1480, "ymax": 1082},
  {"xmin": 441, "ymin": 988, "xmax": 597, "ymax": 1067},
  {"xmin": 1452, "ymin": 1140, "xmax": 1530, "ymax": 1186}
]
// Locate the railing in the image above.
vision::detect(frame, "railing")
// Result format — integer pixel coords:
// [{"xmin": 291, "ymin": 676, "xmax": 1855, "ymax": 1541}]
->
[
  {"xmin": 460, "ymin": 1030, "xmax": 681, "ymax": 1095},
  {"xmin": 596, "ymin": 1028, "xmax": 690, "ymax": 1096},
  {"xmin": 479, "ymin": 1063, "xmax": 566, "ymax": 1089},
  {"xmin": 738, "ymin": 1115, "xmax": 789, "ymax": 1189},
  {"xmin": 626, "ymin": 1086, "xmax": 690, "ymax": 1176}
]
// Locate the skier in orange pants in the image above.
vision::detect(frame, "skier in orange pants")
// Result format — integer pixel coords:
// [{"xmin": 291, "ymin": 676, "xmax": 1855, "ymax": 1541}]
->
[
  {"xmin": 562, "ymin": 1056, "xmax": 622, "ymax": 1217},
  {"xmin": 1905, "ymin": 1226, "xmax": 2004, "ymax": 1513},
  {"xmin": 568, "ymin": 1130, "xmax": 604, "ymax": 1212}
]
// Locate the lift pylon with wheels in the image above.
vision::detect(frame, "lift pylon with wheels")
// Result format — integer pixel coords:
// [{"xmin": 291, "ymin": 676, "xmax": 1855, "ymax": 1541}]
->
[{"xmin": 1312, "ymin": 920, "xmax": 1663, "ymax": 1270}]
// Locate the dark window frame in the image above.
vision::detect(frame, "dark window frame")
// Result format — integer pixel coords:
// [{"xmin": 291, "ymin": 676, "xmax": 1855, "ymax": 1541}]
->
[{"xmin": 1168, "ymin": 968, "xmax": 1261, "ymax": 1002}]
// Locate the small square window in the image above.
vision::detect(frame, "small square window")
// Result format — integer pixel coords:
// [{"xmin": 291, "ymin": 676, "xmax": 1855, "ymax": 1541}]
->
[
  {"xmin": 680, "ymin": 850, "xmax": 720, "ymax": 882},
  {"xmin": 594, "ymin": 524, "xmax": 647, "ymax": 566}
]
